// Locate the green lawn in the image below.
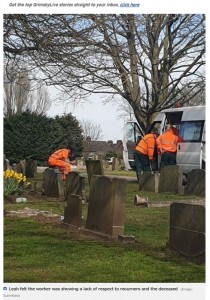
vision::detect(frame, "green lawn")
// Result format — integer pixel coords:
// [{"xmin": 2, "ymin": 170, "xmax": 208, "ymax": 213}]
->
[{"xmin": 4, "ymin": 173, "xmax": 205, "ymax": 283}]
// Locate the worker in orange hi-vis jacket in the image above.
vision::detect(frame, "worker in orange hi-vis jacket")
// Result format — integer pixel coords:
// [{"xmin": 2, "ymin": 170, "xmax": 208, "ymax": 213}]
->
[
  {"xmin": 156, "ymin": 125, "xmax": 183, "ymax": 169},
  {"xmin": 134, "ymin": 128, "xmax": 159, "ymax": 180},
  {"xmin": 48, "ymin": 145, "xmax": 76, "ymax": 180}
]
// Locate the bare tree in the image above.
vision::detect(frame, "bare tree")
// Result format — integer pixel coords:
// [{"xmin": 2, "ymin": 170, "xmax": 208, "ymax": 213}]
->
[
  {"xmin": 4, "ymin": 14, "xmax": 205, "ymax": 130},
  {"xmin": 116, "ymin": 98, "xmax": 135, "ymax": 122},
  {"xmin": 4, "ymin": 64, "xmax": 32, "ymax": 116},
  {"xmin": 80, "ymin": 119, "xmax": 103, "ymax": 141},
  {"xmin": 27, "ymin": 80, "xmax": 51, "ymax": 114},
  {"xmin": 4, "ymin": 64, "xmax": 51, "ymax": 116}
]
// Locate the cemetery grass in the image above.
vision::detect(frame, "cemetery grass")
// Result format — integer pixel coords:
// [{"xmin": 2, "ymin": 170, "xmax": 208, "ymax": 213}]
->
[{"xmin": 4, "ymin": 177, "xmax": 205, "ymax": 283}]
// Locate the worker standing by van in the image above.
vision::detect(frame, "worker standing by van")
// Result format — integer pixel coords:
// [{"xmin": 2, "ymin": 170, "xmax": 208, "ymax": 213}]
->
[
  {"xmin": 134, "ymin": 128, "xmax": 159, "ymax": 179},
  {"xmin": 48, "ymin": 145, "xmax": 75, "ymax": 180},
  {"xmin": 156, "ymin": 125, "xmax": 182, "ymax": 168}
]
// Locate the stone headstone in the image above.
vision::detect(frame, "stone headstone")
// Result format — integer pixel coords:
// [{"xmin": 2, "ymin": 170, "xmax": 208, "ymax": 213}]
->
[
  {"xmin": 15, "ymin": 162, "xmax": 24, "ymax": 174},
  {"xmin": 65, "ymin": 171, "xmax": 86, "ymax": 201},
  {"xmin": 4, "ymin": 155, "xmax": 10, "ymax": 171},
  {"xmin": 43, "ymin": 168, "xmax": 64, "ymax": 198},
  {"xmin": 139, "ymin": 171, "xmax": 159, "ymax": 193},
  {"xmin": 24, "ymin": 159, "xmax": 37, "ymax": 178},
  {"xmin": 85, "ymin": 160, "xmax": 104, "ymax": 185},
  {"xmin": 184, "ymin": 169, "xmax": 205, "ymax": 197},
  {"xmin": 111, "ymin": 157, "xmax": 116, "ymax": 171},
  {"xmin": 86, "ymin": 175, "xmax": 127, "ymax": 237},
  {"xmin": 168, "ymin": 202, "xmax": 205, "ymax": 263},
  {"xmin": 64, "ymin": 194, "xmax": 82, "ymax": 227},
  {"xmin": 159, "ymin": 165, "xmax": 184, "ymax": 194},
  {"xmin": 34, "ymin": 181, "xmax": 44, "ymax": 193}
]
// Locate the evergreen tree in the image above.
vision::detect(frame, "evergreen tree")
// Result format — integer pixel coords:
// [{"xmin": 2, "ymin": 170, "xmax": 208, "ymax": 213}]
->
[{"xmin": 4, "ymin": 112, "xmax": 83, "ymax": 165}]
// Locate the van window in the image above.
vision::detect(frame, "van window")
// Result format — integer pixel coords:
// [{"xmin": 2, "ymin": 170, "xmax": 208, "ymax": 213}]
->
[
  {"xmin": 179, "ymin": 121, "xmax": 204, "ymax": 142},
  {"xmin": 126, "ymin": 122, "xmax": 143, "ymax": 143},
  {"xmin": 165, "ymin": 111, "xmax": 183, "ymax": 125}
]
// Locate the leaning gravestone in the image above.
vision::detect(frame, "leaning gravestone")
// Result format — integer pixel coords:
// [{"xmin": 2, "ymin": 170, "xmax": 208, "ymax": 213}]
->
[
  {"xmin": 159, "ymin": 165, "xmax": 184, "ymax": 194},
  {"xmin": 184, "ymin": 169, "xmax": 205, "ymax": 197},
  {"xmin": 86, "ymin": 175, "xmax": 127, "ymax": 237},
  {"xmin": 167, "ymin": 202, "xmax": 205, "ymax": 264},
  {"xmin": 43, "ymin": 168, "xmax": 64, "ymax": 198},
  {"xmin": 85, "ymin": 160, "xmax": 104, "ymax": 185},
  {"xmin": 64, "ymin": 194, "xmax": 82, "ymax": 227}
]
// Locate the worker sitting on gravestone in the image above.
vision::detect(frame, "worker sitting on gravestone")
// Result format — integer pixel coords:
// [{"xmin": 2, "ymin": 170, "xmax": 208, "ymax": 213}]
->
[{"xmin": 48, "ymin": 145, "xmax": 76, "ymax": 180}]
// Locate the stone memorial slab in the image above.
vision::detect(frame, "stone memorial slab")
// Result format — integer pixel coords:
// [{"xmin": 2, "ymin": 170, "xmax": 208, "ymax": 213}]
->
[
  {"xmin": 15, "ymin": 162, "xmax": 24, "ymax": 174},
  {"xmin": 184, "ymin": 169, "xmax": 205, "ymax": 197},
  {"xmin": 64, "ymin": 194, "xmax": 82, "ymax": 227},
  {"xmin": 4, "ymin": 155, "xmax": 10, "ymax": 171},
  {"xmin": 159, "ymin": 165, "xmax": 183, "ymax": 194},
  {"xmin": 168, "ymin": 202, "xmax": 205, "ymax": 263},
  {"xmin": 24, "ymin": 158, "xmax": 37, "ymax": 178},
  {"xmin": 65, "ymin": 171, "xmax": 85, "ymax": 201},
  {"xmin": 85, "ymin": 160, "xmax": 104, "ymax": 185},
  {"xmin": 43, "ymin": 168, "xmax": 64, "ymax": 198},
  {"xmin": 139, "ymin": 171, "xmax": 159, "ymax": 193},
  {"xmin": 86, "ymin": 175, "xmax": 127, "ymax": 237}
]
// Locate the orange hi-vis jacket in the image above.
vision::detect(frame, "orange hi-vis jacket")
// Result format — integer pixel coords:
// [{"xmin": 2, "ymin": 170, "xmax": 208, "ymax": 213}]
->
[
  {"xmin": 48, "ymin": 149, "xmax": 71, "ymax": 173},
  {"xmin": 135, "ymin": 133, "xmax": 156, "ymax": 160},
  {"xmin": 156, "ymin": 127, "xmax": 179, "ymax": 154}
]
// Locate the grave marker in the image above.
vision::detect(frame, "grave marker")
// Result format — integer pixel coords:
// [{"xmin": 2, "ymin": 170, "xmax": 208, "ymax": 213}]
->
[{"xmin": 86, "ymin": 175, "xmax": 127, "ymax": 237}]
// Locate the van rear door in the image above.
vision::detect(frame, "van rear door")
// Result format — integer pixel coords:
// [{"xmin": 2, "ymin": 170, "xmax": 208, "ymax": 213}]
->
[{"xmin": 123, "ymin": 121, "xmax": 144, "ymax": 170}]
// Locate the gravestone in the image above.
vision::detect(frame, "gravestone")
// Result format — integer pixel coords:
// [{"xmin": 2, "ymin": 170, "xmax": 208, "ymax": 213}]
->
[
  {"xmin": 184, "ymin": 169, "xmax": 205, "ymax": 197},
  {"xmin": 64, "ymin": 194, "xmax": 82, "ymax": 227},
  {"xmin": 139, "ymin": 171, "xmax": 159, "ymax": 193},
  {"xmin": 167, "ymin": 202, "xmax": 205, "ymax": 264},
  {"xmin": 85, "ymin": 159, "xmax": 104, "ymax": 185},
  {"xmin": 43, "ymin": 168, "xmax": 64, "ymax": 198},
  {"xmin": 65, "ymin": 171, "xmax": 86, "ymax": 202},
  {"xmin": 159, "ymin": 165, "xmax": 184, "ymax": 194},
  {"xmin": 15, "ymin": 162, "xmax": 24, "ymax": 174},
  {"xmin": 86, "ymin": 175, "xmax": 127, "ymax": 237},
  {"xmin": 4, "ymin": 154, "xmax": 10, "ymax": 171},
  {"xmin": 23, "ymin": 159, "xmax": 37, "ymax": 178},
  {"xmin": 34, "ymin": 181, "xmax": 44, "ymax": 193}
]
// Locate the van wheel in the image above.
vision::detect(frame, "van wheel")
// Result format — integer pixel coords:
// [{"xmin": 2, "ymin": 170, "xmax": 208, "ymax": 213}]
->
[{"xmin": 202, "ymin": 160, "xmax": 205, "ymax": 170}]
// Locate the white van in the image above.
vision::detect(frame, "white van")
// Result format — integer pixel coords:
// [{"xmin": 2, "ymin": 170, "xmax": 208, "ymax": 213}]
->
[{"xmin": 123, "ymin": 105, "xmax": 205, "ymax": 173}]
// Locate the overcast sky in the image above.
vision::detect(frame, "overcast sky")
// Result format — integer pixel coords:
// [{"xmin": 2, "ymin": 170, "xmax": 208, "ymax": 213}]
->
[{"xmin": 47, "ymin": 93, "xmax": 126, "ymax": 142}]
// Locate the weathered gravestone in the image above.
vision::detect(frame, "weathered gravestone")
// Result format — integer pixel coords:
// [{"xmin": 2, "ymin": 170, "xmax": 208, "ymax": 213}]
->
[
  {"xmin": 23, "ymin": 158, "xmax": 37, "ymax": 178},
  {"xmin": 15, "ymin": 162, "xmax": 24, "ymax": 174},
  {"xmin": 4, "ymin": 154, "xmax": 10, "ymax": 171},
  {"xmin": 159, "ymin": 165, "xmax": 184, "ymax": 194},
  {"xmin": 64, "ymin": 194, "xmax": 82, "ymax": 227},
  {"xmin": 43, "ymin": 168, "xmax": 64, "ymax": 198},
  {"xmin": 86, "ymin": 175, "xmax": 127, "ymax": 237},
  {"xmin": 85, "ymin": 160, "xmax": 104, "ymax": 185},
  {"xmin": 139, "ymin": 171, "xmax": 159, "ymax": 193},
  {"xmin": 65, "ymin": 171, "xmax": 86, "ymax": 202},
  {"xmin": 184, "ymin": 169, "xmax": 205, "ymax": 197},
  {"xmin": 167, "ymin": 202, "xmax": 205, "ymax": 264}
]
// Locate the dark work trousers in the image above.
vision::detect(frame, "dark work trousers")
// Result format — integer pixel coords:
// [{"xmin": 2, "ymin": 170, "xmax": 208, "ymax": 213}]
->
[
  {"xmin": 160, "ymin": 152, "xmax": 177, "ymax": 169},
  {"xmin": 134, "ymin": 151, "xmax": 151, "ymax": 178}
]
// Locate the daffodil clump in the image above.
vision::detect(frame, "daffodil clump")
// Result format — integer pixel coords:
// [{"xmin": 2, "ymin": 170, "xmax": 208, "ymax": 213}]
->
[{"xmin": 3, "ymin": 169, "xmax": 29, "ymax": 196}]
